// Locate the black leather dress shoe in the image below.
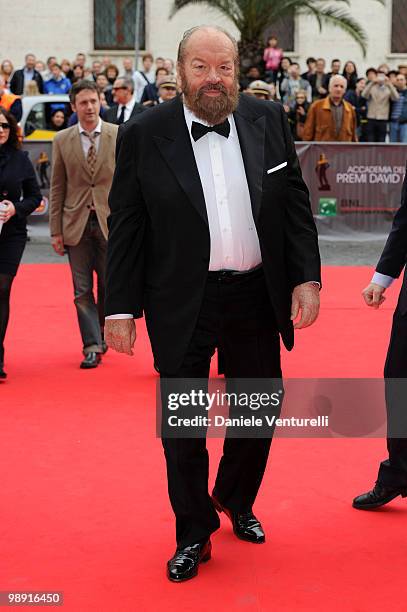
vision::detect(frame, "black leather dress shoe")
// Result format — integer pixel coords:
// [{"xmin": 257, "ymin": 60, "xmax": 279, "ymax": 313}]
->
[
  {"xmin": 353, "ymin": 482, "xmax": 407, "ymax": 510},
  {"xmin": 0, "ymin": 367, "xmax": 7, "ymax": 380},
  {"xmin": 167, "ymin": 539, "xmax": 211, "ymax": 582},
  {"xmin": 80, "ymin": 352, "xmax": 102, "ymax": 369},
  {"xmin": 212, "ymin": 494, "xmax": 265, "ymax": 543}
]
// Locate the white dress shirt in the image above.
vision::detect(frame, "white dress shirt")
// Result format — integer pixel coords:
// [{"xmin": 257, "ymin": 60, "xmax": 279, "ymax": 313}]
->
[
  {"xmin": 23, "ymin": 67, "xmax": 35, "ymax": 86},
  {"xmin": 106, "ymin": 104, "xmax": 262, "ymax": 320},
  {"xmin": 116, "ymin": 96, "xmax": 137, "ymax": 123},
  {"xmin": 78, "ymin": 117, "xmax": 102, "ymax": 156},
  {"xmin": 184, "ymin": 105, "xmax": 261, "ymax": 271},
  {"xmin": 372, "ymin": 272, "xmax": 394, "ymax": 288}
]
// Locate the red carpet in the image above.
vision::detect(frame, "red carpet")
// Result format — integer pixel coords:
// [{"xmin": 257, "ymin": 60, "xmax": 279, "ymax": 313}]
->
[{"xmin": 1, "ymin": 264, "xmax": 406, "ymax": 612}]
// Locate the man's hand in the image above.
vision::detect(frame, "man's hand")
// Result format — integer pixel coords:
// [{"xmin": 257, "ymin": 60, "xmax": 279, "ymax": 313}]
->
[
  {"xmin": 104, "ymin": 319, "xmax": 136, "ymax": 355},
  {"xmin": 51, "ymin": 234, "xmax": 65, "ymax": 256},
  {"xmin": 362, "ymin": 282, "xmax": 386, "ymax": 309},
  {"xmin": 291, "ymin": 282, "xmax": 320, "ymax": 329},
  {"xmin": 0, "ymin": 200, "xmax": 16, "ymax": 223}
]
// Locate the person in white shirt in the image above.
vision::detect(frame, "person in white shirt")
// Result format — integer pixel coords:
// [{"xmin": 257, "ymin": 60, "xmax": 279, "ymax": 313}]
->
[
  {"xmin": 49, "ymin": 81, "xmax": 118, "ymax": 369},
  {"xmin": 132, "ymin": 53, "xmax": 155, "ymax": 102},
  {"xmin": 104, "ymin": 26, "xmax": 320, "ymax": 582}
]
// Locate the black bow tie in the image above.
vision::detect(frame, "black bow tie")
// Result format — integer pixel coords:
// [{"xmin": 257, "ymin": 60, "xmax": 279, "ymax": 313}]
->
[{"xmin": 191, "ymin": 119, "xmax": 230, "ymax": 141}]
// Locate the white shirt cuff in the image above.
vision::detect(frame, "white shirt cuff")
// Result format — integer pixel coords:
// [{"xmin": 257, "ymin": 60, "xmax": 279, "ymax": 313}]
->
[
  {"xmin": 305, "ymin": 281, "xmax": 321, "ymax": 288},
  {"xmin": 105, "ymin": 314, "xmax": 133, "ymax": 319},
  {"xmin": 372, "ymin": 272, "xmax": 395, "ymax": 288}
]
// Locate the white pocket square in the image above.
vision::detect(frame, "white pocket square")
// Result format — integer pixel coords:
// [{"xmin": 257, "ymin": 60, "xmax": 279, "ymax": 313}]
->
[{"xmin": 267, "ymin": 161, "xmax": 287, "ymax": 174}]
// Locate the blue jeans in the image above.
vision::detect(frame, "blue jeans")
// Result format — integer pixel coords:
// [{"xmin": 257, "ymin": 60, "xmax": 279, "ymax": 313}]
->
[
  {"xmin": 66, "ymin": 212, "xmax": 107, "ymax": 355},
  {"xmin": 390, "ymin": 121, "xmax": 407, "ymax": 143}
]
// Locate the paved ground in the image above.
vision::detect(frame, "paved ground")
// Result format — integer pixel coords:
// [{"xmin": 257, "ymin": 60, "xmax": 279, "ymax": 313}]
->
[{"xmin": 23, "ymin": 221, "xmax": 388, "ymax": 266}]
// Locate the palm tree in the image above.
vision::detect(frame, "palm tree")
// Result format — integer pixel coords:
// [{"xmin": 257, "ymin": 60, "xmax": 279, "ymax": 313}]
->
[{"xmin": 170, "ymin": 0, "xmax": 385, "ymax": 70}]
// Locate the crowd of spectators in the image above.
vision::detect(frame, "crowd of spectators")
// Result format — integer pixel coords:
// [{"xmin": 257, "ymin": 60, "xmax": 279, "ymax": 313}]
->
[
  {"xmin": 1, "ymin": 39, "xmax": 407, "ymax": 141},
  {"xmin": 246, "ymin": 36, "xmax": 407, "ymax": 142},
  {"xmin": 0, "ymin": 52, "xmax": 178, "ymax": 130}
]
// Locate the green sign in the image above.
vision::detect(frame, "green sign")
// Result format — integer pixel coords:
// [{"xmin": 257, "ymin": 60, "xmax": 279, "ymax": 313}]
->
[{"xmin": 319, "ymin": 197, "xmax": 337, "ymax": 216}]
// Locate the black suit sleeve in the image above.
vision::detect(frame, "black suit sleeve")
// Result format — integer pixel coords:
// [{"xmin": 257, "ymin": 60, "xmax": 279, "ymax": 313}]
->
[
  {"xmin": 132, "ymin": 103, "xmax": 146, "ymax": 117},
  {"xmin": 140, "ymin": 87, "xmax": 149, "ymax": 104},
  {"xmin": 278, "ymin": 103, "xmax": 321, "ymax": 289},
  {"xmin": 10, "ymin": 98, "xmax": 23, "ymax": 122},
  {"xmin": 9, "ymin": 71, "xmax": 22, "ymax": 95},
  {"xmin": 105, "ymin": 121, "xmax": 147, "ymax": 317},
  {"xmin": 103, "ymin": 107, "xmax": 116, "ymax": 124},
  {"xmin": 14, "ymin": 152, "xmax": 42, "ymax": 218},
  {"xmin": 376, "ymin": 172, "xmax": 407, "ymax": 278}
]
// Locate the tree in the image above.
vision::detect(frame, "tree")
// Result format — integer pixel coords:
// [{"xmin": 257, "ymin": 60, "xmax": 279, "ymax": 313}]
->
[{"xmin": 170, "ymin": 0, "xmax": 385, "ymax": 71}]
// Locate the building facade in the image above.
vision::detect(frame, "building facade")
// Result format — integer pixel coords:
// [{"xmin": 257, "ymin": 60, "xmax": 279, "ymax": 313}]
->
[{"xmin": 3, "ymin": 0, "xmax": 407, "ymax": 74}]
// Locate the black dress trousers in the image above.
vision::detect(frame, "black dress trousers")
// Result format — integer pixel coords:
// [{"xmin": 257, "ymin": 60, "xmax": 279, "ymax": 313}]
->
[
  {"xmin": 379, "ymin": 301, "xmax": 407, "ymax": 488},
  {"xmin": 160, "ymin": 267, "xmax": 283, "ymax": 548}
]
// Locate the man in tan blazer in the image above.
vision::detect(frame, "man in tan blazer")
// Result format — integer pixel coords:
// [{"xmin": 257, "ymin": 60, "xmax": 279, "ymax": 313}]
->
[
  {"xmin": 50, "ymin": 80, "xmax": 118, "ymax": 368},
  {"xmin": 303, "ymin": 75, "xmax": 358, "ymax": 142}
]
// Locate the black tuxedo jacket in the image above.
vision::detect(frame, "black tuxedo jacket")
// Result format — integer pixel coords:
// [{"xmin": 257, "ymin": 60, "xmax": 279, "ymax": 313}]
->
[
  {"xmin": 10, "ymin": 69, "xmax": 44, "ymax": 95},
  {"xmin": 106, "ymin": 95, "xmax": 321, "ymax": 373},
  {"xmin": 103, "ymin": 102, "xmax": 145, "ymax": 125},
  {"xmin": 376, "ymin": 171, "xmax": 407, "ymax": 313}
]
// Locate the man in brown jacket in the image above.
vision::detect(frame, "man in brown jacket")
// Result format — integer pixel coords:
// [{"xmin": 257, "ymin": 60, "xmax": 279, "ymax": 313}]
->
[
  {"xmin": 303, "ymin": 75, "xmax": 357, "ymax": 142},
  {"xmin": 50, "ymin": 80, "xmax": 118, "ymax": 368}
]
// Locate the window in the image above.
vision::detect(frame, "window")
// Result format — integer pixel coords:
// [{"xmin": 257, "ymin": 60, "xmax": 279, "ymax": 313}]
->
[
  {"xmin": 94, "ymin": 0, "xmax": 145, "ymax": 51},
  {"xmin": 391, "ymin": 0, "xmax": 407, "ymax": 53},
  {"xmin": 264, "ymin": 14, "xmax": 295, "ymax": 53},
  {"xmin": 24, "ymin": 102, "xmax": 71, "ymax": 137}
]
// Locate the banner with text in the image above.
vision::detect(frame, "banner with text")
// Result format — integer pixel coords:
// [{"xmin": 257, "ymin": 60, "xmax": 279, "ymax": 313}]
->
[{"xmin": 296, "ymin": 143, "xmax": 407, "ymax": 233}]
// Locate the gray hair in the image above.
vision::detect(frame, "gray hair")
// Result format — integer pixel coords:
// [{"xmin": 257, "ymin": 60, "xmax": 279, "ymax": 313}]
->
[
  {"xmin": 329, "ymin": 74, "xmax": 347, "ymax": 90},
  {"xmin": 177, "ymin": 25, "xmax": 239, "ymax": 66},
  {"xmin": 116, "ymin": 76, "xmax": 135, "ymax": 93}
]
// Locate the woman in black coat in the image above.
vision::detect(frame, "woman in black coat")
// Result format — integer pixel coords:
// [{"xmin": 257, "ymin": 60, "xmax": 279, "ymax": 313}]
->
[{"xmin": 0, "ymin": 107, "xmax": 42, "ymax": 379}]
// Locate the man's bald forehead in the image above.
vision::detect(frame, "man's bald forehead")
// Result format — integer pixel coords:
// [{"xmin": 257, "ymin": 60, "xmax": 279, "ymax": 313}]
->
[
  {"xmin": 177, "ymin": 25, "xmax": 238, "ymax": 64},
  {"xmin": 187, "ymin": 27, "xmax": 234, "ymax": 48}
]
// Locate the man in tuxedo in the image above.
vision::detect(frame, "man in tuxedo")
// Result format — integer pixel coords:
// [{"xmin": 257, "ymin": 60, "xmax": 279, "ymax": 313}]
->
[
  {"xmin": 103, "ymin": 77, "xmax": 145, "ymax": 125},
  {"xmin": 354, "ymin": 169, "xmax": 407, "ymax": 509},
  {"xmin": 50, "ymin": 80, "xmax": 118, "ymax": 368},
  {"xmin": 104, "ymin": 26, "xmax": 321, "ymax": 581}
]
